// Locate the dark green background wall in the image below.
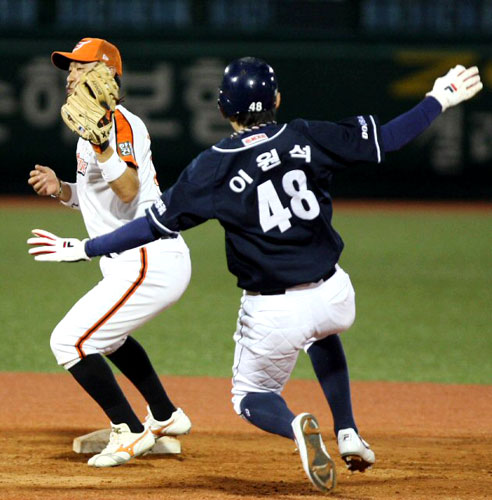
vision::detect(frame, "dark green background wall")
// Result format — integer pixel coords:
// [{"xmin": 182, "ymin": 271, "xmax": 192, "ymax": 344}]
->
[{"xmin": 1, "ymin": 37, "xmax": 491, "ymax": 198}]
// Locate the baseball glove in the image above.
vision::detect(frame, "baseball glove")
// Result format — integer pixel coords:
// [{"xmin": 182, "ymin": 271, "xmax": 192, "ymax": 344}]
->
[{"xmin": 61, "ymin": 62, "xmax": 119, "ymax": 145}]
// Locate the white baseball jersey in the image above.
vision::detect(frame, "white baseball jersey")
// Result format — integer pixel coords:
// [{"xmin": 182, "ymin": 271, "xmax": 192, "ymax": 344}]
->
[
  {"xmin": 51, "ymin": 104, "xmax": 190, "ymax": 368},
  {"xmin": 64, "ymin": 105, "xmax": 181, "ymax": 246}
]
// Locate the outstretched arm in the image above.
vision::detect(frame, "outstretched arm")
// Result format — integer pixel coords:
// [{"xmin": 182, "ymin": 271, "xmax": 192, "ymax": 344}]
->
[
  {"xmin": 85, "ymin": 216, "xmax": 159, "ymax": 257},
  {"xmin": 381, "ymin": 65, "xmax": 482, "ymax": 152},
  {"xmin": 380, "ymin": 97, "xmax": 441, "ymax": 152},
  {"xmin": 27, "ymin": 216, "xmax": 159, "ymax": 261}
]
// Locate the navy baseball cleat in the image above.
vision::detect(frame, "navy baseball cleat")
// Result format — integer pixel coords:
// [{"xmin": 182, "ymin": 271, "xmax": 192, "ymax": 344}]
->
[
  {"xmin": 337, "ymin": 427, "xmax": 375, "ymax": 472},
  {"xmin": 292, "ymin": 413, "xmax": 336, "ymax": 492}
]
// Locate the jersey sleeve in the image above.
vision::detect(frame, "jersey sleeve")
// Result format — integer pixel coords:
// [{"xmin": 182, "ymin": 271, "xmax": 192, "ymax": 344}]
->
[
  {"xmin": 291, "ymin": 115, "xmax": 384, "ymax": 166},
  {"xmin": 146, "ymin": 150, "xmax": 218, "ymax": 235},
  {"xmin": 114, "ymin": 109, "xmax": 139, "ymax": 168},
  {"xmin": 59, "ymin": 181, "xmax": 80, "ymax": 210}
]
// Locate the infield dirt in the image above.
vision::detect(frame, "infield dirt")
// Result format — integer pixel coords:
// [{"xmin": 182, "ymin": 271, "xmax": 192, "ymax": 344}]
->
[{"xmin": 0, "ymin": 374, "xmax": 490, "ymax": 500}]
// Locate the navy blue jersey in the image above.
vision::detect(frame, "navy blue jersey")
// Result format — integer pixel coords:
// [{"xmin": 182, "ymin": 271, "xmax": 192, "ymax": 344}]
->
[{"xmin": 146, "ymin": 116, "xmax": 384, "ymax": 292}]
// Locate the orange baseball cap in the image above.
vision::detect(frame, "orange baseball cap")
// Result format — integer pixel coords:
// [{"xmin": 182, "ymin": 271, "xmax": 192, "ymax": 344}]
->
[{"xmin": 51, "ymin": 38, "xmax": 123, "ymax": 76}]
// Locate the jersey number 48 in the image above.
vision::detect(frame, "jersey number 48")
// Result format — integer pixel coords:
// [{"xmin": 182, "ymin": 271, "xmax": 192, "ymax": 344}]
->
[{"xmin": 257, "ymin": 169, "xmax": 320, "ymax": 233}]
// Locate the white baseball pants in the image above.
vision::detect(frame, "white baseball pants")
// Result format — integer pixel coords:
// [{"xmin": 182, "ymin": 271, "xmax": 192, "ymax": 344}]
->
[
  {"xmin": 231, "ymin": 265, "xmax": 356, "ymax": 414},
  {"xmin": 50, "ymin": 236, "xmax": 191, "ymax": 368}
]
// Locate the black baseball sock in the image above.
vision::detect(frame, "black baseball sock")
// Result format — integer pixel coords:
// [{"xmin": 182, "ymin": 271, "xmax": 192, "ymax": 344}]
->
[
  {"xmin": 240, "ymin": 392, "xmax": 295, "ymax": 439},
  {"xmin": 68, "ymin": 353, "xmax": 144, "ymax": 433},
  {"xmin": 107, "ymin": 336, "xmax": 176, "ymax": 421},
  {"xmin": 308, "ymin": 334, "xmax": 358, "ymax": 435}
]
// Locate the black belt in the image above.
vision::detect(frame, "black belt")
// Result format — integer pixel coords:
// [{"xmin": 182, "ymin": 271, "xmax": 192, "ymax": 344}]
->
[{"xmin": 252, "ymin": 267, "xmax": 337, "ymax": 296}]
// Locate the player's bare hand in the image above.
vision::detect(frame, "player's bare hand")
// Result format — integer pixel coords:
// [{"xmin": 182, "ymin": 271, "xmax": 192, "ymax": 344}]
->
[
  {"xmin": 28, "ymin": 165, "xmax": 60, "ymax": 197},
  {"xmin": 426, "ymin": 65, "xmax": 483, "ymax": 112}
]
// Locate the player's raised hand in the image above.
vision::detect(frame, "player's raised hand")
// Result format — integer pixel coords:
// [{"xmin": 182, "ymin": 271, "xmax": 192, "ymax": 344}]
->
[
  {"xmin": 426, "ymin": 65, "xmax": 483, "ymax": 112},
  {"xmin": 27, "ymin": 229, "xmax": 91, "ymax": 262},
  {"xmin": 28, "ymin": 165, "xmax": 60, "ymax": 197}
]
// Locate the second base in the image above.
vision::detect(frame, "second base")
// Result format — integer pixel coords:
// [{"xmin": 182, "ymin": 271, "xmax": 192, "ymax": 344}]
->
[{"xmin": 73, "ymin": 428, "xmax": 181, "ymax": 454}]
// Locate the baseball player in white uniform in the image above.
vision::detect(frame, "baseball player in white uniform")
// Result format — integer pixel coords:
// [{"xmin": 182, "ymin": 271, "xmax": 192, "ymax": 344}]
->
[{"xmin": 28, "ymin": 38, "xmax": 191, "ymax": 467}]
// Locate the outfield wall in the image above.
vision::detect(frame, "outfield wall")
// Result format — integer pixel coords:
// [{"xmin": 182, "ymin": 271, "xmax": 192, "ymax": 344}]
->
[{"xmin": 1, "ymin": 38, "xmax": 491, "ymax": 198}]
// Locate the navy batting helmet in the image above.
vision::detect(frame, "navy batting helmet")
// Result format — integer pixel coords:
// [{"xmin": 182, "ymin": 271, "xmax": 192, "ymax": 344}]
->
[{"xmin": 218, "ymin": 57, "xmax": 278, "ymax": 117}]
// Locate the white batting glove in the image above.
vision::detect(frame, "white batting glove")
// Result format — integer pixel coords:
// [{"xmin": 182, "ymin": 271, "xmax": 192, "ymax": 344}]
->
[
  {"xmin": 426, "ymin": 65, "xmax": 483, "ymax": 112},
  {"xmin": 27, "ymin": 229, "xmax": 91, "ymax": 262}
]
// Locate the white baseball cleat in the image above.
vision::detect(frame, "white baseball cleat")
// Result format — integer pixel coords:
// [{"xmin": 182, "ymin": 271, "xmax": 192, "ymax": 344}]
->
[
  {"xmin": 88, "ymin": 423, "xmax": 155, "ymax": 467},
  {"xmin": 291, "ymin": 413, "xmax": 336, "ymax": 492},
  {"xmin": 337, "ymin": 427, "xmax": 375, "ymax": 472},
  {"xmin": 144, "ymin": 406, "xmax": 192, "ymax": 437}
]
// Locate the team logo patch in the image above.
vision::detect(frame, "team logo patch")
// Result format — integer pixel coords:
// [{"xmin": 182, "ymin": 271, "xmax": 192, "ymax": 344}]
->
[
  {"xmin": 118, "ymin": 141, "xmax": 134, "ymax": 157},
  {"xmin": 242, "ymin": 133, "xmax": 268, "ymax": 146},
  {"xmin": 76, "ymin": 153, "xmax": 88, "ymax": 176}
]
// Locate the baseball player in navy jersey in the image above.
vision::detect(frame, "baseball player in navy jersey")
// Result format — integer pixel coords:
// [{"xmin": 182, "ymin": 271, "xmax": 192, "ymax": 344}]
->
[
  {"xmin": 27, "ymin": 38, "xmax": 192, "ymax": 468},
  {"xmin": 28, "ymin": 57, "xmax": 482, "ymax": 490}
]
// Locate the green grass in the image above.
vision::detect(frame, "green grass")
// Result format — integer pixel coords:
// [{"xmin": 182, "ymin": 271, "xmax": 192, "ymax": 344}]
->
[
  {"xmin": 0, "ymin": 204, "xmax": 490, "ymax": 384},
  {"xmin": 294, "ymin": 210, "xmax": 491, "ymax": 383}
]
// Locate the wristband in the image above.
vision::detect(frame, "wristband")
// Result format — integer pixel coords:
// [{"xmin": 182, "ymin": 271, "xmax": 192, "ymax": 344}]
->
[
  {"xmin": 97, "ymin": 152, "xmax": 127, "ymax": 183},
  {"xmin": 50, "ymin": 179, "xmax": 63, "ymax": 199}
]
